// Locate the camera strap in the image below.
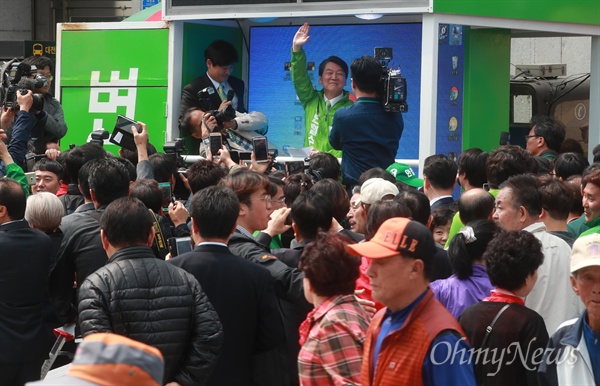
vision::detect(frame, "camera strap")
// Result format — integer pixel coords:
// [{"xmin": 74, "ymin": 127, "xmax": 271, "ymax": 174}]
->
[{"xmin": 149, "ymin": 210, "xmax": 169, "ymax": 259}]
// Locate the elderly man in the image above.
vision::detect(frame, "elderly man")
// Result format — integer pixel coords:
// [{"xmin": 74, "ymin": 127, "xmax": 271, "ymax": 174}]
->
[
  {"xmin": 348, "ymin": 217, "xmax": 475, "ymax": 385},
  {"xmin": 494, "ymin": 173, "xmax": 581, "ymax": 333},
  {"xmin": 538, "ymin": 233, "xmax": 600, "ymax": 385}
]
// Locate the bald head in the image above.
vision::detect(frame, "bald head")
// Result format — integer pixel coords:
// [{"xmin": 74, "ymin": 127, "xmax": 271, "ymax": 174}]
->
[{"xmin": 458, "ymin": 188, "xmax": 495, "ymax": 225}]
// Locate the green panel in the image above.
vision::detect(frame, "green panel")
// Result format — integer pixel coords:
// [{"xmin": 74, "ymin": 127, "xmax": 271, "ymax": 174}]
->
[
  {"xmin": 61, "ymin": 87, "xmax": 168, "ymax": 154},
  {"xmin": 434, "ymin": 0, "xmax": 599, "ymax": 26},
  {"xmin": 181, "ymin": 23, "xmax": 244, "ymax": 87},
  {"xmin": 60, "ymin": 29, "xmax": 169, "ymax": 87},
  {"xmin": 462, "ymin": 28, "xmax": 511, "ymax": 152}
]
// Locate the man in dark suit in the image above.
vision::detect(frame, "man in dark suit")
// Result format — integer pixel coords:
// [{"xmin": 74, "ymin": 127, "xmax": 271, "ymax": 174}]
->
[
  {"xmin": 0, "ymin": 177, "xmax": 54, "ymax": 385},
  {"xmin": 169, "ymin": 185, "xmax": 285, "ymax": 386},
  {"xmin": 423, "ymin": 154, "xmax": 458, "ymax": 212},
  {"xmin": 179, "ymin": 40, "xmax": 267, "ymax": 155}
]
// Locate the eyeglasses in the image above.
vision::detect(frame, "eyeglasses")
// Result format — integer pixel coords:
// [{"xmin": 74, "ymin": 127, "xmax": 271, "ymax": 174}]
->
[
  {"xmin": 272, "ymin": 197, "xmax": 286, "ymax": 204},
  {"xmin": 350, "ymin": 200, "xmax": 362, "ymax": 210},
  {"xmin": 251, "ymin": 195, "xmax": 272, "ymax": 204},
  {"xmin": 524, "ymin": 134, "xmax": 539, "ymax": 141}
]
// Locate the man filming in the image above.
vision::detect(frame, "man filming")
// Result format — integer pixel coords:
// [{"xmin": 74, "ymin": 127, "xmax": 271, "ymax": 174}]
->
[{"xmin": 329, "ymin": 55, "xmax": 404, "ymax": 189}]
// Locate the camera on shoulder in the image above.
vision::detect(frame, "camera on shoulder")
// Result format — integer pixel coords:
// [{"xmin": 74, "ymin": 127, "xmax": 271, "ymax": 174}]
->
[
  {"xmin": 0, "ymin": 59, "xmax": 45, "ymax": 112},
  {"xmin": 374, "ymin": 47, "xmax": 408, "ymax": 113}
]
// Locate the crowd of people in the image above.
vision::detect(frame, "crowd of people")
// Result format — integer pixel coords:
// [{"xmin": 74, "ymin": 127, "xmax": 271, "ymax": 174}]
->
[{"xmin": 0, "ymin": 27, "xmax": 599, "ymax": 386}]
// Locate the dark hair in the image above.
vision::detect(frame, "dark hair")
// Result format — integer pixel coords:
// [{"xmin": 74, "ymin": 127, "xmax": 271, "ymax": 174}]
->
[
  {"xmin": 311, "ymin": 178, "xmax": 349, "ymax": 223},
  {"xmin": 457, "ymin": 148, "xmax": 488, "ymax": 188},
  {"xmin": 583, "ymin": 169, "xmax": 600, "ymax": 190},
  {"xmin": 538, "ymin": 176, "xmax": 571, "ymax": 220},
  {"xmin": 350, "ymin": 56, "xmax": 382, "ymax": 94},
  {"xmin": 33, "ymin": 158, "xmax": 63, "ymax": 180},
  {"xmin": 221, "ymin": 169, "xmax": 270, "ymax": 206},
  {"xmin": 130, "ymin": 179, "xmax": 163, "ymax": 213},
  {"xmin": 565, "ymin": 176, "xmax": 584, "ymax": 216},
  {"xmin": 88, "ymin": 158, "xmax": 130, "ymax": 206},
  {"xmin": 559, "ymin": 138, "xmax": 585, "ymax": 155},
  {"xmin": 318, "ymin": 56, "xmax": 349, "ymax": 79},
  {"xmin": 531, "ymin": 115, "xmax": 566, "ymax": 153},
  {"xmin": 394, "ymin": 189, "xmax": 430, "ymax": 225},
  {"xmin": 115, "ymin": 157, "xmax": 137, "ymax": 182},
  {"xmin": 583, "ymin": 163, "xmax": 600, "ymax": 180},
  {"xmin": 149, "ymin": 153, "xmax": 177, "ymax": 185},
  {"xmin": 77, "ymin": 161, "xmax": 94, "ymax": 200},
  {"xmin": 299, "ymin": 232, "xmax": 361, "ymax": 297},
  {"xmin": 358, "ymin": 167, "xmax": 396, "ymax": 186},
  {"xmin": 63, "ymin": 143, "xmax": 106, "ymax": 184},
  {"xmin": 483, "ymin": 230, "xmax": 544, "ymax": 291},
  {"xmin": 283, "ymin": 173, "xmax": 313, "ymax": 208},
  {"xmin": 189, "ymin": 185, "xmax": 239, "ymax": 239},
  {"xmin": 100, "ymin": 197, "xmax": 154, "ymax": 248},
  {"xmin": 0, "ymin": 178, "xmax": 27, "ymax": 220},
  {"xmin": 291, "ymin": 190, "xmax": 333, "ymax": 240},
  {"xmin": 486, "ymin": 145, "xmax": 537, "ymax": 189},
  {"xmin": 268, "ymin": 175, "xmax": 286, "ymax": 193},
  {"xmin": 119, "ymin": 142, "xmax": 157, "ymax": 166},
  {"xmin": 23, "ymin": 55, "xmax": 53, "ymax": 72},
  {"xmin": 423, "ymin": 154, "xmax": 458, "ymax": 190},
  {"xmin": 448, "ymin": 220, "xmax": 498, "ymax": 280},
  {"xmin": 364, "ymin": 200, "xmax": 411, "ymax": 241},
  {"xmin": 554, "ymin": 152, "xmax": 589, "ymax": 181},
  {"xmin": 308, "ymin": 152, "xmax": 341, "ymax": 181},
  {"xmin": 499, "ymin": 174, "xmax": 542, "ymax": 217},
  {"xmin": 186, "ymin": 160, "xmax": 227, "ymax": 194},
  {"xmin": 429, "ymin": 207, "xmax": 456, "ymax": 231},
  {"xmin": 204, "ymin": 40, "xmax": 238, "ymax": 66},
  {"xmin": 458, "ymin": 188, "xmax": 495, "ymax": 225}
]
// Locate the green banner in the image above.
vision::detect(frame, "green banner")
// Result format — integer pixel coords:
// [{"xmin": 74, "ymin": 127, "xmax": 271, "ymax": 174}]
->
[{"xmin": 59, "ymin": 28, "xmax": 169, "ymax": 152}]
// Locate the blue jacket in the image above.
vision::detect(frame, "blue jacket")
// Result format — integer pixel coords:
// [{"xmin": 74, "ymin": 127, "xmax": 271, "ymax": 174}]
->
[{"xmin": 329, "ymin": 97, "xmax": 403, "ymax": 187}]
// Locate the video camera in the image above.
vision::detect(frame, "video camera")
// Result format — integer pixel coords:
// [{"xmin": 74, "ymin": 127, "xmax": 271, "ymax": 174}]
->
[
  {"xmin": 164, "ymin": 138, "xmax": 186, "ymax": 168},
  {"xmin": 197, "ymin": 87, "xmax": 237, "ymax": 130},
  {"xmin": 0, "ymin": 59, "xmax": 46, "ymax": 111},
  {"xmin": 374, "ymin": 48, "xmax": 408, "ymax": 113}
]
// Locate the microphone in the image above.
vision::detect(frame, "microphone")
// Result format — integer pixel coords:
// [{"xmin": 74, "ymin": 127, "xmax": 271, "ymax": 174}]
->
[
  {"xmin": 17, "ymin": 77, "xmax": 36, "ymax": 91},
  {"xmin": 226, "ymin": 89, "xmax": 234, "ymax": 102}
]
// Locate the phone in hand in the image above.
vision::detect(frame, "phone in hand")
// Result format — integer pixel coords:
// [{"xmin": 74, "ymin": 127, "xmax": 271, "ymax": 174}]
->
[
  {"xmin": 158, "ymin": 182, "xmax": 172, "ymax": 213},
  {"xmin": 230, "ymin": 150, "xmax": 240, "ymax": 164},
  {"xmin": 209, "ymin": 133, "xmax": 223, "ymax": 157},
  {"xmin": 109, "ymin": 115, "xmax": 142, "ymax": 151},
  {"xmin": 167, "ymin": 237, "xmax": 193, "ymax": 257},
  {"xmin": 252, "ymin": 136, "xmax": 268, "ymax": 163},
  {"xmin": 239, "ymin": 151, "xmax": 252, "ymax": 162}
]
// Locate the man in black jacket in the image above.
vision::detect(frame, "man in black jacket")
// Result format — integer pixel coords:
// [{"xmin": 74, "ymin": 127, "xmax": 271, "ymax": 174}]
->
[
  {"xmin": 0, "ymin": 178, "xmax": 54, "ymax": 385},
  {"xmin": 49, "ymin": 158, "xmax": 131, "ymax": 324},
  {"xmin": 170, "ymin": 185, "xmax": 284, "ymax": 386},
  {"xmin": 77, "ymin": 197, "xmax": 223, "ymax": 386}
]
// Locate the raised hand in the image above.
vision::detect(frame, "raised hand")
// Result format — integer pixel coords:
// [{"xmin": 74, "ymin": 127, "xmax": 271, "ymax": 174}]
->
[{"xmin": 292, "ymin": 23, "xmax": 310, "ymax": 52}]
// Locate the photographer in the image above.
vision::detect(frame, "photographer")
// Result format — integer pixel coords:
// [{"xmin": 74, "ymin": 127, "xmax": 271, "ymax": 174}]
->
[
  {"xmin": 20, "ymin": 56, "xmax": 68, "ymax": 154},
  {"xmin": 0, "ymin": 89, "xmax": 35, "ymax": 174},
  {"xmin": 328, "ymin": 56, "xmax": 404, "ymax": 190},
  {"xmin": 179, "ymin": 40, "xmax": 267, "ymax": 156}
]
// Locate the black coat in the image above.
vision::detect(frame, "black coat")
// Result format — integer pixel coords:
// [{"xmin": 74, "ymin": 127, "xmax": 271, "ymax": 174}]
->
[
  {"xmin": 179, "ymin": 73, "xmax": 247, "ymax": 122},
  {"xmin": 170, "ymin": 243, "xmax": 285, "ymax": 386},
  {"xmin": 77, "ymin": 246, "xmax": 223, "ymax": 386},
  {"xmin": 0, "ymin": 220, "xmax": 54, "ymax": 363}
]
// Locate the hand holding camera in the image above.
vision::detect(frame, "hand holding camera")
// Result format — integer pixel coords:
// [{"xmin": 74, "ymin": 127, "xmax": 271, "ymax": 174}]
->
[{"xmin": 17, "ymin": 89, "xmax": 33, "ymax": 112}]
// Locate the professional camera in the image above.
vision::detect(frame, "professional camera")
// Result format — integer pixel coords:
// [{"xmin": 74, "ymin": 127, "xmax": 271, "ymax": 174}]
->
[
  {"xmin": 374, "ymin": 47, "xmax": 408, "ymax": 113},
  {"xmin": 90, "ymin": 129, "xmax": 109, "ymax": 146},
  {"xmin": 164, "ymin": 138, "xmax": 186, "ymax": 167},
  {"xmin": 0, "ymin": 59, "xmax": 46, "ymax": 111},
  {"xmin": 196, "ymin": 87, "xmax": 237, "ymax": 130}
]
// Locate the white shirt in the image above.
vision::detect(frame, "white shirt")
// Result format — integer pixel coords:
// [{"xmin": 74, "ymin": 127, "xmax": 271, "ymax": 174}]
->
[{"xmin": 523, "ymin": 222, "xmax": 583, "ymax": 334}]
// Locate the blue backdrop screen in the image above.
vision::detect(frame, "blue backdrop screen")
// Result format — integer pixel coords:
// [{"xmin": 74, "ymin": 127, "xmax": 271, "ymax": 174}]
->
[{"xmin": 248, "ymin": 23, "xmax": 422, "ymax": 159}]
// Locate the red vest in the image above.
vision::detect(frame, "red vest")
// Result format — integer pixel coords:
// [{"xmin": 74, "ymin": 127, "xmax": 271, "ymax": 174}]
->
[{"xmin": 361, "ymin": 289, "xmax": 466, "ymax": 386}]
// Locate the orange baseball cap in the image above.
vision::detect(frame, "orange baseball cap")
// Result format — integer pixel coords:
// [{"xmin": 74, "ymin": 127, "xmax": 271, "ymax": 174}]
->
[{"xmin": 347, "ymin": 217, "xmax": 436, "ymax": 259}]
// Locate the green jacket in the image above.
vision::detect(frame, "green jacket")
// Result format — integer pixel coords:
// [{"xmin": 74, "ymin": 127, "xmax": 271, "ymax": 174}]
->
[
  {"xmin": 6, "ymin": 162, "xmax": 29, "ymax": 198},
  {"xmin": 291, "ymin": 49, "xmax": 352, "ymax": 158},
  {"xmin": 579, "ymin": 216, "xmax": 600, "ymax": 237}
]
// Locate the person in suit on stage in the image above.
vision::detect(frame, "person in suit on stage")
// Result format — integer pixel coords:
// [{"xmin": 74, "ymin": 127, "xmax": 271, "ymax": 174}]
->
[
  {"xmin": 0, "ymin": 177, "xmax": 54, "ymax": 385},
  {"xmin": 169, "ymin": 185, "xmax": 285, "ymax": 386},
  {"xmin": 179, "ymin": 40, "xmax": 267, "ymax": 156}
]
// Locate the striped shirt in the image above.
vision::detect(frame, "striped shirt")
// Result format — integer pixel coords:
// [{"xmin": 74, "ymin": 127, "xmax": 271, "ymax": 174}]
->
[{"xmin": 298, "ymin": 294, "xmax": 370, "ymax": 386}]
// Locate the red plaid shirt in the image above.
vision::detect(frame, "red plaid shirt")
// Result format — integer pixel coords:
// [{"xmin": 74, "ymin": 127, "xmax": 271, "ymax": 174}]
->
[{"xmin": 298, "ymin": 294, "xmax": 371, "ymax": 386}]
